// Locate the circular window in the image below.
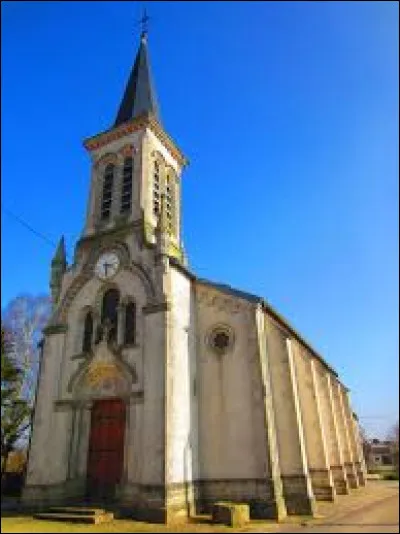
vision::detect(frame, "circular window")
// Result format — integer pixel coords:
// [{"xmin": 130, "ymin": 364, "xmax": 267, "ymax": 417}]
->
[{"xmin": 207, "ymin": 324, "xmax": 235, "ymax": 355}]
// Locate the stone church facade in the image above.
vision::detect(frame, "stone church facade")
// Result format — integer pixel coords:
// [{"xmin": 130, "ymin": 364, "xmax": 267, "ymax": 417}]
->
[{"xmin": 22, "ymin": 30, "xmax": 367, "ymax": 522}]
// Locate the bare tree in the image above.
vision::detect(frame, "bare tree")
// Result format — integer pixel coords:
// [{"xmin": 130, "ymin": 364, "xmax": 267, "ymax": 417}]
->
[
  {"xmin": 357, "ymin": 424, "xmax": 372, "ymax": 468},
  {"xmin": 2, "ymin": 295, "xmax": 51, "ymax": 409},
  {"xmin": 1, "ymin": 325, "xmax": 30, "ymax": 474}
]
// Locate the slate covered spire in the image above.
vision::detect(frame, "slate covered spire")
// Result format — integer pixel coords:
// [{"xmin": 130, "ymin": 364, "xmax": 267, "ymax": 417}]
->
[
  {"xmin": 50, "ymin": 236, "xmax": 67, "ymax": 308},
  {"xmin": 114, "ymin": 30, "xmax": 160, "ymax": 127},
  {"xmin": 52, "ymin": 236, "xmax": 67, "ymax": 267}
]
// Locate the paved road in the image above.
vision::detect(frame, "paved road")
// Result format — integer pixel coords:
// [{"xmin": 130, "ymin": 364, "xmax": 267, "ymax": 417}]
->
[{"xmin": 271, "ymin": 493, "xmax": 399, "ymax": 533}]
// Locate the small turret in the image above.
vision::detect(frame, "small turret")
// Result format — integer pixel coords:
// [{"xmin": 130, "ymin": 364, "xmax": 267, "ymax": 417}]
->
[{"xmin": 50, "ymin": 236, "xmax": 67, "ymax": 307}]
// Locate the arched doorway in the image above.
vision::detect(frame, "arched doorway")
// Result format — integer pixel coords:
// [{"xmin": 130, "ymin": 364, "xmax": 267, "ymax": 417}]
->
[{"xmin": 86, "ymin": 398, "xmax": 126, "ymax": 501}]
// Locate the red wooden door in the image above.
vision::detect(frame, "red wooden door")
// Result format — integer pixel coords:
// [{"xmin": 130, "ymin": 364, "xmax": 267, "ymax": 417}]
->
[{"xmin": 86, "ymin": 399, "xmax": 126, "ymax": 500}]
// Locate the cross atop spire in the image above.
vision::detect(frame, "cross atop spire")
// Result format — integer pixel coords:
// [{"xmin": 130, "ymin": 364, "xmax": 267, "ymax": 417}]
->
[{"xmin": 139, "ymin": 8, "xmax": 150, "ymax": 40}]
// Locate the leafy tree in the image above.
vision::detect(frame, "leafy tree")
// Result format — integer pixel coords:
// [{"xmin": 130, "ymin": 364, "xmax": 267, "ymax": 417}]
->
[{"xmin": 1, "ymin": 326, "xmax": 30, "ymax": 474}]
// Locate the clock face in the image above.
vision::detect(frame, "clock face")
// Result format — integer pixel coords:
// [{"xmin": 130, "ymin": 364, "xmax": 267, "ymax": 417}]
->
[{"xmin": 95, "ymin": 252, "xmax": 120, "ymax": 280}]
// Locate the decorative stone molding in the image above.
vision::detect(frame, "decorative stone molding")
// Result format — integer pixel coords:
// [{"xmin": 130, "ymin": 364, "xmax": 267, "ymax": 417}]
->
[
  {"xmin": 151, "ymin": 150, "xmax": 167, "ymax": 165},
  {"xmin": 143, "ymin": 302, "xmax": 171, "ymax": 314},
  {"xmin": 126, "ymin": 262, "xmax": 157, "ymax": 301},
  {"xmin": 55, "ymin": 272, "xmax": 93, "ymax": 323},
  {"xmin": 42, "ymin": 323, "xmax": 68, "ymax": 335},
  {"xmin": 119, "ymin": 143, "xmax": 137, "ymax": 157},
  {"xmin": 75, "ymin": 219, "xmax": 143, "ymax": 259},
  {"xmin": 53, "ymin": 245, "xmax": 158, "ymax": 327},
  {"xmin": 95, "ymin": 152, "xmax": 118, "ymax": 167},
  {"xmin": 196, "ymin": 288, "xmax": 244, "ymax": 314},
  {"xmin": 67, "ymin": 338, "xmax": 138, "ymax": 396},
  {"xmin": 83, "ymin": 113, "xmax": 187, "ymax": 167}
]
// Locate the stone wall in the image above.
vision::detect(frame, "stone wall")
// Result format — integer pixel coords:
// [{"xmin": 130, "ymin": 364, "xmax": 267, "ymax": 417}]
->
[
  {"xmin": 195, "ymin": 283, "xmax": 269, "ymax": 516},
  {"xmin": 263, "ymin": 317, "xmax": 315, "ymax": 515}
]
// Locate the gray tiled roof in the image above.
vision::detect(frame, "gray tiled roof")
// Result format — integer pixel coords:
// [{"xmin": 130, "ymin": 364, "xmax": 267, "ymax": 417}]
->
[
  {"xmin": 169, "ymin": 257, "xmax": 340, "ymax": 380},
  {"xmin": 114, "ymin": 33, "xmax": 160, "ymax": 127}
]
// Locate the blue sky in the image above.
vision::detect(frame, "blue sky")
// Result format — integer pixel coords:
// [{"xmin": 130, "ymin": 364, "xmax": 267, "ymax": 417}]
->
[{"xmin": 1, "ymin": 1, "xmax": 398, "ymax": 437}]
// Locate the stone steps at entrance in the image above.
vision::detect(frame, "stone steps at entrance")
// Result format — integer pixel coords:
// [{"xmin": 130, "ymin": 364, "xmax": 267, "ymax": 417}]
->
[{"xmin": 34, "ymin": 508, "xmax": 114, "ymax": 524}]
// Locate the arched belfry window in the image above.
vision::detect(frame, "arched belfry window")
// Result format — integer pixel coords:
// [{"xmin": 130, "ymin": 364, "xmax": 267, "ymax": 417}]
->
[
  {"xmin": 101, "ymin": 288, "xmax": 120, "ymax": 342},
  {"xmin": 82, "ymin": 311, "xmax": 93, "ymax": 352},
  {"xmin": 124, "ymin": 302, "xmax": 136, "ymax": 345},
  {"xmin": 153, "ymin": 161, "xmax": 160, "ymax": 215},
  {"xmin": 101, "ymin": 164, "xmax": 114, "ymax": 220},
  {"xmin": 165, "ymin": 170, "xmax": 175, "ymax": 234},
  {"xmin": 120, "ymin": 157, "xmax": 133, "ymax": 214}
]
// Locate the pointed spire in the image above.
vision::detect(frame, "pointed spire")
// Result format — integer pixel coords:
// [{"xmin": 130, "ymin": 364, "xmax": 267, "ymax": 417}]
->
[
  {"xmin": 52, "ymin": 236, "xmax": 67, "ymax": 266},
  {"xmin": 114, "ymin": 28, "xmax": 160, "ymax": 127}
]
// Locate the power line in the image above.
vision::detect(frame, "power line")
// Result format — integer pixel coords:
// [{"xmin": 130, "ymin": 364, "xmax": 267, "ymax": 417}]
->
[
  {"xmin": 1, "ymin": 204, "xmax": 74, "ymax": 262},
  {"xmin": 2, "ymin": 205, "xmax": 58, "ymax": 248}
]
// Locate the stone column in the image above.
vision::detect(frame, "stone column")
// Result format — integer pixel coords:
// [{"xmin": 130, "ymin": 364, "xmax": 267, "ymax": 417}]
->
[
  {"xmin": 66, "ymin": 404, "xmax": 86, "ymax": 498},
  {"xmin": 76, "ymin": 402, "xmax": 92, "ymax": 486},
  {"xmin": 321, "ymin": 372, "xmax": 349, "ymax": 494},
  {"xmin": 117, "ymin": 302, "xmax": 125, "ymax": 345},
  {"xmin": 339, "ymin": 388, "xmax": 366, "ymax": 486},
  {"xmin": 67, "ymin": 404, "xmax": 78, "ymax": 479},
  {"xmin": 330, "ymin": 378, "xmax": 358, "ymax": 489}
]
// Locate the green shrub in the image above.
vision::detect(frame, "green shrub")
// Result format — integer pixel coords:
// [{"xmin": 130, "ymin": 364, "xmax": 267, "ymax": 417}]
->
[{"xmin": 383, "ymin": 472, "xmax": 399, "ymax": 480}]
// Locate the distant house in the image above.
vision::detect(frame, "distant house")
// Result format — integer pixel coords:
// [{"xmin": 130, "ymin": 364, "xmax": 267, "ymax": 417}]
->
[{"xmin": 367, "ymin": 439, "xmax": 397, "ymax": 472}]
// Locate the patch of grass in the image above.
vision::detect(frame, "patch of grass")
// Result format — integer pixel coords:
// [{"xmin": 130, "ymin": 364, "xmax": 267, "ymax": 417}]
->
[{"xmin": 1, "ymin": 516, "xmax": 268, "ymax": 534}]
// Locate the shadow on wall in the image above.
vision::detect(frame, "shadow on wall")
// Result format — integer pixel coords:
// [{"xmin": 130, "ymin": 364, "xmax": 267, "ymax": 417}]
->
[{"xmin": 1, "ymin": 472, "xmax": 25, "ymax": 498}]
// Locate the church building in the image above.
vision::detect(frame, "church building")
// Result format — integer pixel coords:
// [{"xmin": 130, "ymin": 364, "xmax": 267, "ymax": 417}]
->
[{"xmin": 23, "ymin": 28, "xmax": 367, "ymax": 523}]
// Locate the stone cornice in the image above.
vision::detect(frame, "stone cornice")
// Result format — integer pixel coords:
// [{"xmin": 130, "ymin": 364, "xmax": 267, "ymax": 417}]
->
[
  {"xmin": 83, "ymin": 112, "xmax": 188, "ymax": 168},
  {"xmin": 42, "ymin": 324, "xmax": 68, "ymax": 335},
  {"xmin": 143, "ymin": 302, "xmax": 171, "ymax": 314}
]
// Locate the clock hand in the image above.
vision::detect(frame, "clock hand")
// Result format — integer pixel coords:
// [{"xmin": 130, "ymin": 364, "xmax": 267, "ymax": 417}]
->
[{"xmin": 104, "ymin": 262, "xmax": 112, "ymax": 276}]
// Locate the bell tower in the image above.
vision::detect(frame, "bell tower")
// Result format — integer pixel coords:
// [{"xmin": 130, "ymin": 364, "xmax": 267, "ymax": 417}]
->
[{"xmin": 79, "ymin": 29, "xmax": 187, "ymax": 265}]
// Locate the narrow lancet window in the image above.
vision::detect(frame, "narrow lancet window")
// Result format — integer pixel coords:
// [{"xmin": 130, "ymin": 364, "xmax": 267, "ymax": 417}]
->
[
  {"xmin": 82, "ymin": 311, "xmax": 93, "ymax": 352},
  {"xmin": 124, "ymin": 302, "xmax": 136, "ymax": 344},
  {"xmin": 165, "ymin": 170, "xmax": 175, "ymax": 234},
  {"xmin": 101, "ymin": 288, "xmax": 120, "ymax": 342},
  {"xmin": 120, "ymin": 157, "xmax": 133, "ymax": 214},
  {"xmin": 101, "ymin": 164, "xmax": 114, "ymax": 220}
]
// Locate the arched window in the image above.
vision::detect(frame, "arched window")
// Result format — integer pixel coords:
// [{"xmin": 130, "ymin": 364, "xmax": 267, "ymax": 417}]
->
[
  {"xmin": 82, "ymin": 311, "xmax": 93, "ymax": 352},
  {"xmin": 153, "ymin": 161, "xmax": 160, "ymax": 215},
  {"xmin": 165, "ymin": 170, "xmax": 175, "ymax": 234},
  {"xmin": 120, "ymin": 157, "xmax": 133, "ymax": 214},
  {"xmin": 101, "ymin": 288, "xmax": 120, "ymax": 342},
  {"xmin": 101, "ymin": 164, "xmax": 114, "ymax": 220},
  {"xmin": 124, "ymin": 302, "xmax": 136, "ymax": 345}
]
